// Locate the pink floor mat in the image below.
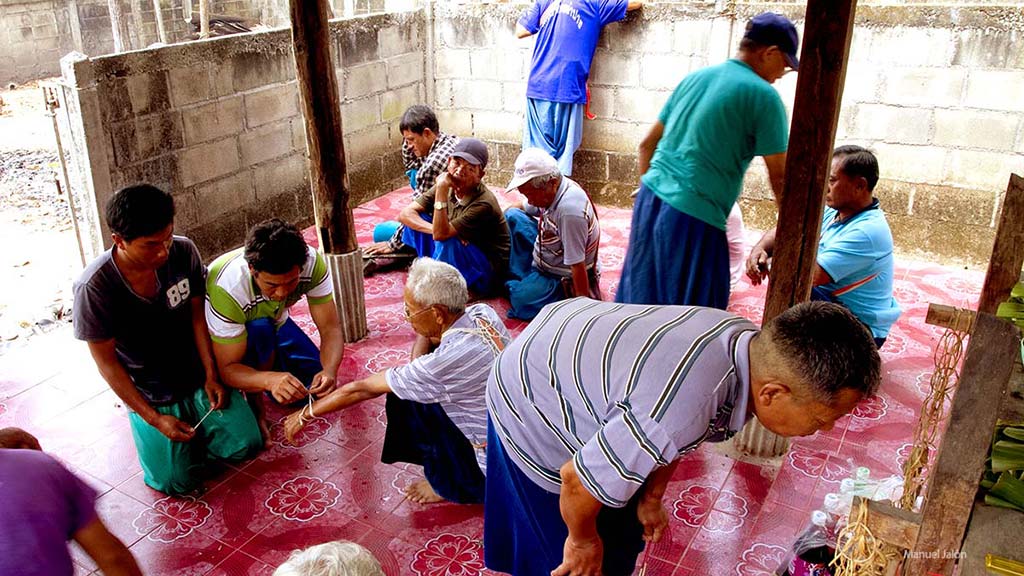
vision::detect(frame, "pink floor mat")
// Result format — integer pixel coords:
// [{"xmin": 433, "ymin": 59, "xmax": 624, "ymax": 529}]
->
[{"xmin": 0, "ymin": 187, "xmax": 983, "ymax": 576}]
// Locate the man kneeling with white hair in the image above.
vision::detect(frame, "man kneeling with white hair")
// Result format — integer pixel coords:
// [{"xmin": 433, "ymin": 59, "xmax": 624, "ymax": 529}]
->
[
  {"xmin": 284, "ymin": 258, "xmax": 510, "ymax": 504},
  {"xmin": 273, "ymin": 541, "xmax": 384, "ymax": 576}
]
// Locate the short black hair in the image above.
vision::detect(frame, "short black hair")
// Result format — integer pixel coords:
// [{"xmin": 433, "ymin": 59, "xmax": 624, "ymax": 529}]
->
[
  {"xmin": 244, "ymin": 219, "xmax": 308, "ymax": 275},
  {"xmin": 399, "ymin": 105, "xmax": 439, "ymax": 135},
  {"xmin": 764, "ymin": 301, "xmax": 881, "ymax": 404},
  {"xmin": 833, "ymin": 145, "xmax": 880, "ymax": 192},
  {"xmin": 105, "ymin": 184, "xmax": 175, "ymax": 241}
]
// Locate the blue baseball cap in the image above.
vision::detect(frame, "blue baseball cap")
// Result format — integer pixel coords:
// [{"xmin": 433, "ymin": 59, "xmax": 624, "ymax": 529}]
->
[{"xmin": 744, "ymin": 13, "xmax": 800, "ymax": 70}]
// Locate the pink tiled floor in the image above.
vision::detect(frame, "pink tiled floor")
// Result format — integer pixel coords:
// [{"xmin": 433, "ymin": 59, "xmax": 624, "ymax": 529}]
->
[{"xmin": 0, "ymin": 187, "xmax": 983, "ymax": 576}]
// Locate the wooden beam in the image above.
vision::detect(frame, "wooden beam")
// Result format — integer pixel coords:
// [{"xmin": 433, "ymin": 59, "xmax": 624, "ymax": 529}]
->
[
  {"xmin": 860, "ymin": 497, "xmax": 921, "ymax": 550},
  {"xmin": 905, "ymin": 312, "xmax": 1019, "ymax": 576},
  {"xmin": 978, "ymin": 174, "xmax": 1024, "ymax": 315},
  {"xmin": 107, "ymin": 0, "xmax": 131, "ymax": 51},
  {"xmin": 924, "ymin": 303, "xmax": 976, "ymax": 332},
  {"xmin": 735, "ymin": 0, "xmax": 858, "ymax": 458},
  {"xmin": 289, "ymin": 0, "xmax": 356, "ymax": 255},
  {"xmin": 152, "ymin": 0, "xmax": 168, "ymax": 44},
  {"xmin": 198, "ymin": 0, "xmax": 209, "ymax": 38}
]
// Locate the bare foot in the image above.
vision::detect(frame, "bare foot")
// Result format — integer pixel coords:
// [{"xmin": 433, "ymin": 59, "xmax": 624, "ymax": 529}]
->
[{"xmin": 404, "ymin": 479, "xmax": 445, "ymax": 504}]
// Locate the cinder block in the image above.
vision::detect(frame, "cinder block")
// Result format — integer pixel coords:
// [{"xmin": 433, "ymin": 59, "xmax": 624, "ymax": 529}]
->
[
  {"xmin": 182, "ymin": 97, "xmax": 245, "ymax": 145},
  {"xmin": 171, "ymin": 190, "xmax": 200, "ymax": 230},
  {"xmin": 109, "ymin": 112, "xmax": 185, "ymax": 167},
  {"xmin": 240, "ymin": 121, "xmax": 294, "ymax": 166},
  {"xmin": 872, "ymin": 143, "xmax": 947, "ymax": 185},
  {"xmin": 341, "ymin": 96, "xmax": 381, "ymax": 132},
  {"xmin": 386, "ymin": 53, "xmax": 423, "ymax": 89},
  {"xmin": 572, "ymin": 149, "xmax": 607, "ymax": 182},
  {"xmin": 579, "ymin": 119, "xmax": 645, "ymax": 154},
  {"xmin": 193, "ymin": 172, "xmax": 255, "ymax": 220},
  {"xmin": 345, "ymin": 124, "xmax": 390, "ymax": 164},
  {"xmin": 909, "ymin": 182, "xmax": 995, "ymax": 227},
  {"xmin": 674, "ymin": 20, "xmax": 712, "ymax": 56},
  {"xmin": 435, "ymin": 48, "xmax": 471, "ymax": 79},
  {"xmin": 944, "ymin": 149, "xmax": 1023, "ymax": 191},
  {"xmin": 126, "ymin": 71, "xmax": 171, "ymax": 116},
  {"xmin": 850, "ymin": 104, "xmax": 932, "ymax": 145},
  {"xmin": 608, "ymin": 153, "xmax": 639, "ymax": 184},
  {"xmin": 953, "ymin": 28, "xmax": 1024, "ymax": 69},
  {"xmin": 614, "ymin": 88, "xmax": 670, "ymax": 124},
  {"xmin": 178, "ymin": 137, "xmax": 241, "ymax": 188},
  {"xmin": 437, "ymin": 17, "xmax": 493, "ymax": 49},
  {"xmin": 253, "ymin": 153, "xmax": 308, "ymax": 201},
  {"xmin": 344, "ymin": 61, "xmax": 387, "ymax": 99},
  {"xmin": 434, "ymin": 79, "xmax": 454, "ymax": 108},
  {"xmin": 933, "ymin": 109, "xmax": 1019, "ymax": 151},
  {"xmin": 497, "ymin": 48, "xmax": 528, "ymax": 83},
  {"xmin": 232, "ymin": 52, "xmax": 292, "ymax": 92},
  {"xmin": 291, "ymin": 118, "xmax": 307, "ymax": 151},
  {"xmin": 605, "ymin": 19, "xmax": 673, "ymax": 54},
  {"xmin": 244, "ymin": 84, "xmax": 299, "ymax": 128},
  {"xmin": 451, "ymin": 80, "xmax": 501, "ymax": 111},
  {"xmin": 589, "ymin": 49, "xmax": 639, "ymax": 87},
  {"xmin": 470, "ymin": 48, "xmax": 501, "ymax": 81},
  {"xmin": 381, "ymin": 84, "xmax": 421, "ymax": 122},
  {"xmin": 436, "ymin": 108, "xmax": 472, "ymax": 137},
  {"xmin": 880, "ymin": 67, "xmax": 966, "ymax": 108},
  {"xmin": 863, "ymin": 27, "xmax": 953, "ymax": 67},
  {"xmin": 378, "ymin": 24, "xmax": 418, "ymax": 59},
  {"xmin": 840, "ymin": 62, "xmax": 880, "ymax": 104},
  {"xmin": 964, "ymin": 69, "xmax": 1024, "ymax": 112},
  {"xmin": 472, "ymin": 110, "xmax": 522, "ymax": 143},
  {"xmin": 501, "ymin": 81, "xmax": 527, "ymax": 115},
  {"xmin": 340, "ymin": 26, "xmax": 380, "ymax": 67},
  {"xmin": 639, "ymin": 54, "xmax": 694, "ymax": 91},
  {"xmin": 586, "ymin": 85, "xmax": 614, "ymax": 119}
]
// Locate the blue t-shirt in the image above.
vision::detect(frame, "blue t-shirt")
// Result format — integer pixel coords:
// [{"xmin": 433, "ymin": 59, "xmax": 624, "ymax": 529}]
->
[
  {"xmin": 642, "ymin": 59, "xmax": 789, "ymax": 231},
  {"xmin": 817, "ymin": 201, "xmax": 902, "ymax": 339},
  {"xmin": 520, "ymin": 0, "xmax": 630, "ymax": 104}
]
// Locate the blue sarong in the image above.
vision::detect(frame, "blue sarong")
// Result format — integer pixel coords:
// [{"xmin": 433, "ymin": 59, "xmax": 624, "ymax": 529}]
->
[
  {"xmin": 524, "ymin": 98, "xmax": 585, "ymax": 177},
  {"xmin": 380, "ymin": 394, "xmax": 485, "ymax": 504},
  {"xmin": 483, "ymin": 420, "xmax": 645, "ymax": 576},
  {"xmin": 505, "ymin": 207, "xmax": 564, "ymax": 320},
  {"xmin": 616, "ymin": 184, "xmax": 731, "ymax": 308},
  {"xmin": 401, "ymin": 213, "xmax": 497, "ymax": 295},
  {"xmin": 243, "ymin": 317, "xmax": 322, "ymax": 390}
]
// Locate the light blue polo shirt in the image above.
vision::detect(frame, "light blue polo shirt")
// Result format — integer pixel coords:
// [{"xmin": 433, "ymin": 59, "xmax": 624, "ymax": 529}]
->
[
  {"xmin": 642, "ymin": 59, "xmax": 789, "ymax": 231},
  {"xmin": 817, "ymin": 201, "xmax": 901, "ymax": 339}
]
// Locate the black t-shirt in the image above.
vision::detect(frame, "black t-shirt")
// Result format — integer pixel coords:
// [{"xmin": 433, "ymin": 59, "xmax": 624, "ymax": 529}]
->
[
  {"xmin": 72, "ymin": 237, "xmax": 206, "ymax": 405},
  {"xmin": 416, "ymin": 182, "xmax": 511, "ymax": 276}
]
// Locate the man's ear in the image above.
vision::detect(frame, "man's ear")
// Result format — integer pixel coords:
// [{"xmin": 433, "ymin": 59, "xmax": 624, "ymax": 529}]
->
[
  {"xmin": 756, "ymin": 380, "xmax": 791, "ymax": 407},
  {"xmin": 111, "ymin": 233, "xmax": 125, "ymax": 249}
]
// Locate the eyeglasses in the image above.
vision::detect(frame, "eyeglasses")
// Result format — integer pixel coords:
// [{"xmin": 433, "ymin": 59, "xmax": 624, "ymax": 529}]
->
[{"xmin": 404, "ymin": 303, "xmax": 433, "ymax": 321}]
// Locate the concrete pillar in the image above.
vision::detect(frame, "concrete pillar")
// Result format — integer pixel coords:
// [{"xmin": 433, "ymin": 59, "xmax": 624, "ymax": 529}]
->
[{"xmin": 326, "ymin": 252, "xmax": 368, "ymax": 343}]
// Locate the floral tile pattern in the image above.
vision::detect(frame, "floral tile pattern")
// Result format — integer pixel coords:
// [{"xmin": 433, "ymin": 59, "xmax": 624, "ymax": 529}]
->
[{"xmin": 1, "ymin": 188, "xmax": 985, "ymax": 575}]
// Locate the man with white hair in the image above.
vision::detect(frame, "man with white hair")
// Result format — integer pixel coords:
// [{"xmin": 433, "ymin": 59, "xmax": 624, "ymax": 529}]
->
[
  {"xmin": 284, "ymin": 258, "xmax": 510, "ymax": 504},
  {"xmin": 273, "ymin": 541, "xmax": 384, "ymax": 576},
  {"xmin": 504, "ymin": 148, "xmax": 601, "ymax": 320}
]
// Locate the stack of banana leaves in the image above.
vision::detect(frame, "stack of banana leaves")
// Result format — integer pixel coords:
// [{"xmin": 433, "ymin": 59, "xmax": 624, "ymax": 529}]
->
[{"xmin": 981, "ymin": 423, "xmax": 1024, "ymax": 512}]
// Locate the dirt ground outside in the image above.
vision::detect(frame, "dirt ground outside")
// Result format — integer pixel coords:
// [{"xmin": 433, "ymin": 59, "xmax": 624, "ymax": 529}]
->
[{"xmin": 0, "ymin": 80, "xmax": 80, "ymax": 354}]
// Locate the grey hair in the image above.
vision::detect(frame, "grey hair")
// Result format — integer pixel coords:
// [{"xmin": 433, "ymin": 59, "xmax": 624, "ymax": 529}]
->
[
  {"xmin": 272, "ymin": 541, "xmax": 384, "ymax": 576},
  {"xmin": 762, "ymin": 301, "xmax": 882, "ymax": 404},
  {"xmin": 524, "ymin": 171, "xmax": 560, "ymax": 189},
  {"xmin": 406, "ymin": 257, "xmax": 468, "ymax": 314}
]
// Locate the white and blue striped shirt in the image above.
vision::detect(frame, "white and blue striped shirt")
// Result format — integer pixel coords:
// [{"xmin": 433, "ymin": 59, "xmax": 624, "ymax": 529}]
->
[
  {"xmin": 387, "ymin": 303, "xmax": 511, "ymax": 472},
  {"xmin": 486, "ymin": 298, "xmax": 757, "ymax": 507}
]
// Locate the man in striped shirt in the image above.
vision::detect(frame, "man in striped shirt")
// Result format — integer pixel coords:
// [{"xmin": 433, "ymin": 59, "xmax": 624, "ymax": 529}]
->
[
  {"xmin": 484, "ymin": 299, "xmax": 881, "ymax": 575},
  {"xmin": 207, "ymin": 219, "xmax": 344, "ymax": 440},
  {"xmin": 283, "ymin": 258, "xmax": 510, "ymax": 504}
]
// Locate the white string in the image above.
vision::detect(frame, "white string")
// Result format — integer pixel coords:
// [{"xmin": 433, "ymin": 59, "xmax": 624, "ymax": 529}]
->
[{"xmin": 194, "ymin": 405, "xmax": 217, "ymax": 428}]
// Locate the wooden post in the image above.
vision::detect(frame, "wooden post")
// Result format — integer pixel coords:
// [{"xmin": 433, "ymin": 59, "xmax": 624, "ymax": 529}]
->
[
  {"xmin": 152, "ymin": 0, "xmax": 168, "ymax": 44},
  {"xmin": 904, "ymin": 313, "xmax": 1018, "ymax": 576},
  {"xmin": 198, "ymin": 0, "xmax": 210, "ymax": 38},
  {"xmin": 289, "ymin": 0, "xmax": 367, "ymax": 343},
  {"xmin": 129, "ymin": 0, "xmax": 144, "ymax": 48},
  {"xmin": 977, "ymin": 174, "xmax": 1024, "ymax": 315},
  {"xmin": 734, "ymin": 0, "xmax": 858, "ymax": 457},
  {"xmin": 66, "ymin": 0, "xmax": 84, "ymax": 52},
  {"xmin": 107, "ymin": 0, "xmax": 131, "ymax": 51}
]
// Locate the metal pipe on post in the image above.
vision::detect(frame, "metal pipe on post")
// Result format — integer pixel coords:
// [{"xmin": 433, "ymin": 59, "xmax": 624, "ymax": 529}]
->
[
  {"xmin": 152, "ymin": 0, "xmax": 168, "ymax": 44},
  {"xmin": 107, "ymin": 0, "xmax": 131, "ymax": 51},
  {"xmin": 733, "ymin": 0, "xmax": 858, "ymax": 458},
  {"xmin": 199, "ymin": 0, "xmax": 209, "ymax": 38},
  {"xmin": 289, "ymin": 0, "xmax": 367, "ymax": 343}
]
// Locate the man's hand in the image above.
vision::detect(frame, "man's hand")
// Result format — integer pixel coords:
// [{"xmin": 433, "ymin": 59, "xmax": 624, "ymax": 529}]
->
[
  {"xmin": 0, "ymin": 427, "xmax": 42, "ymax": 450},
  {"xmin": 745, "ymin": 247, "xmax": 771, "ymax": 286},
  {"xmin": 204, "ymin": 379, "xmax": 226, "ymax": 411},
  {"xmin": 309, "ymin": 371, "xmax": 336, "ymax": 398},
  {"xmin": 267, "ymin": 372, "xmax": 309, "ymax": 404},
  {"xmin": 282, "ymin": 409, "xmax": 307, "ymax": 445},
  {"xmin": 151, "ymin": 414, "xmax": 195, "ymax": 442},
  {"xmin": 363, "ymin": 241, "xmax": 393, "ymax": 256},
  {"xmin": 637, "ymin": 496, "xmax": 669, "ymax": 543},
  {"xmin": 551, "ymin": 535, "xmax": 604, "ymax": 576}
]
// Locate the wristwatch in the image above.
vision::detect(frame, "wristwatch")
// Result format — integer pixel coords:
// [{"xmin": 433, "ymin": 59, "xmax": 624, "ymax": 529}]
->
[{"xmin": 434, "ymin": 201, "xmax": 448, "ymax": 210}]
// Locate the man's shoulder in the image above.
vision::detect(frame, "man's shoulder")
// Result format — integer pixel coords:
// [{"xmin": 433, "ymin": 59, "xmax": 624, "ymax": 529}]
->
[
  {"xmin": 75, "ymin": 249, "xmax": 116, "ymax": 290},
  {"xmin": 207, "ymin": 248, "xmax": 245, "ymax": 286}
]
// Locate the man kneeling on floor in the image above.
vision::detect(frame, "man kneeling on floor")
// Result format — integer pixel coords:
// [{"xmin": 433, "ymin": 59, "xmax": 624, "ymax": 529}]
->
[
  {"xmin": 397, "ymin": 138, "xmax": 510, "ymax": 296},
  {"xmin": 73, "ymin": 185, "xmax": 262, "ymax": 495},
  {"xmin": 484, "ymin": 299, "xmax": 881, "ymax": 575},
  {"xmin": 284, "ymin": 258, "xmax": 510, "ymax": 504},
  {"xmin": 206, "ymin": 219, "xmax": 345, "ymax": 439},
  {"xmin": 505, "ymin": 148, "xmax": 602, "ymax": 320}
]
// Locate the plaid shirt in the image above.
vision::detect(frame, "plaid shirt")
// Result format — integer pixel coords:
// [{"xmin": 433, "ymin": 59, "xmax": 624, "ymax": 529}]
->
[{"xmin": 403, "ymin": 131, "xmax": 459, "ymax": 200}]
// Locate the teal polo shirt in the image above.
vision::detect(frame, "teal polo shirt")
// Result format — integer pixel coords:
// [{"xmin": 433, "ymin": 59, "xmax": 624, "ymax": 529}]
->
[
  {"xmin": 642, "ymin": 59, "xmax": 789, "ymax": 231},
  {"xmin": 817, "ymin": 201, "xmax": 902, "ymax": 339}
]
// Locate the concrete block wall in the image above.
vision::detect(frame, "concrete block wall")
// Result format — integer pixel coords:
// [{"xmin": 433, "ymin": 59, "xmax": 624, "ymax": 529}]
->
[
  {"xmin": 432, "ymin": 2, "xmax": 1024, "ymax": 266},
  {"xmin": 59, "ymin": 10, "xmax": 425, "ymax": 261}
]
